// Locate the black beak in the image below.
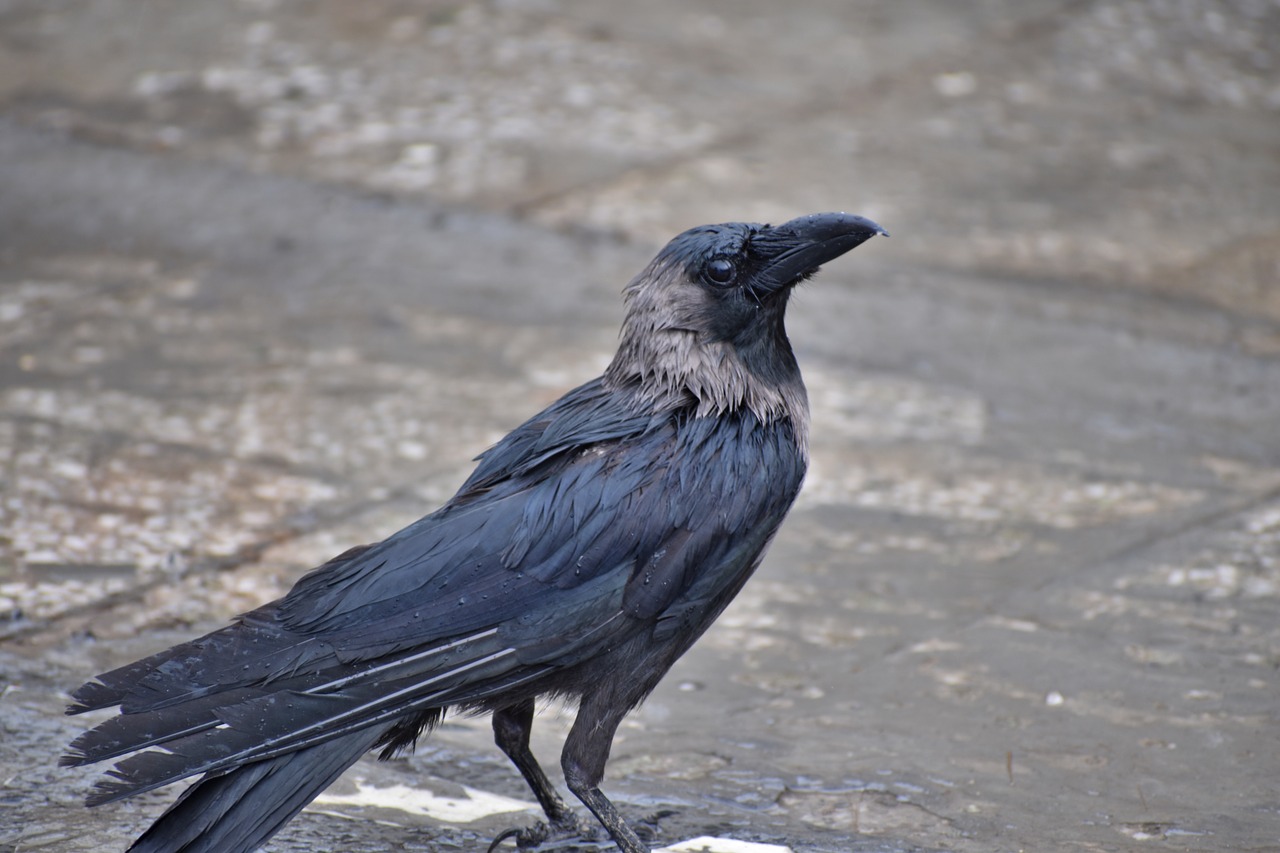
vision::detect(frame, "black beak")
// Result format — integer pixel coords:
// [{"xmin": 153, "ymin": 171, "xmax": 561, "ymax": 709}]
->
[{"xmin": 755, "ymin": 212, "xmax": 888, "ymax": 294}]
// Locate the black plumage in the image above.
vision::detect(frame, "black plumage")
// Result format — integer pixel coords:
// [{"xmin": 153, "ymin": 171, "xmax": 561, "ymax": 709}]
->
[{"xmin": 63, "ymin": 211, "xmax": 886, "ymax": 852}]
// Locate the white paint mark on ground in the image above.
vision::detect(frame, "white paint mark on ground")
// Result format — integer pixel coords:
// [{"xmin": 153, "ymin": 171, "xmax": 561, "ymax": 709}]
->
[
  {"xmin": 657, "ymin": 838, "xmax": 794, "ymax": 853},
  {"xmin": 310, "ymin": 778, "xmax": 536, "ymax": 823}
]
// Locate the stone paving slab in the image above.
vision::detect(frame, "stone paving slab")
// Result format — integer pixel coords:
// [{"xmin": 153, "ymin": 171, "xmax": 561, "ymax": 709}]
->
[
  {"xmin": 2, "ymin": 2, "xmax": 1279, "ymax": 852},
  {"xmin": 9, "ymin": 1, "xmax": 1276, "ymax": 314}
]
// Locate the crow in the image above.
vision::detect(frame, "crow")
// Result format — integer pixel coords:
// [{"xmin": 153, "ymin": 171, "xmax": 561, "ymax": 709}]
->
[{"xmin": 63, "ymin": 212, "xmax": 886, "ymax": 853}]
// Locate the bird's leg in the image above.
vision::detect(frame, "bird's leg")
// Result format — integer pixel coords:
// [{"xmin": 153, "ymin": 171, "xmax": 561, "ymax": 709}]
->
[
  {"xmin": 490, "ymin": 699, "xmax": 600, "ymax": 851},
  {"xmin": 493, "ymin": 698, "xmax": 578, "ymax": 827},
  {"xmin": 561, "ymin": 697, "xmax": 649, "ymax": 853}
]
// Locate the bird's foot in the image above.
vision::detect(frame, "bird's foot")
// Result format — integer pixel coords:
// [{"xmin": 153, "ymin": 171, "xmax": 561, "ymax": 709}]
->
[{"xmin": 487, "ymin": 814, "xmax": 610, "ymax": 852}]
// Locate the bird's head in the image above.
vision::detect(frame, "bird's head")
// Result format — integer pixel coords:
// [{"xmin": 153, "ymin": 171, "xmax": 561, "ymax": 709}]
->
[{"xmin": 606, "ymin": 212, "xmax": 887, "ymax": 424}]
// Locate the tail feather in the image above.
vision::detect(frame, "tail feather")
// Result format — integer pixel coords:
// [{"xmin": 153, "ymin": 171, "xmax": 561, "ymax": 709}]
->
[
  {"xmin": 72, "ymin": 642, "xmax": 526, "ymax": 806},
  {"xmin": 127, "ymin": 725, "xmax": 387, "ymax": 853},
  {"xmin": 67, "ymin": 645, "xmax": 192, "ymax": 714},
  {"xmin": 85, "ymin": 691, "xmax": 374, "ymax": 806},
  {"xmin": 65, "ymin": 628, "xmax": 511, "ymax": 774},
  {"xmin": 63, "ymin": 688, "xmax": 258, "ymax": 768}
]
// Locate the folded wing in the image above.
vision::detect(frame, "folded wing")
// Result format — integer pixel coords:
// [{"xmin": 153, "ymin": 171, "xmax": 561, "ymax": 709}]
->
[{"xmin": 65, "ymin": 380, "xmax": 805, "ymax": 810}]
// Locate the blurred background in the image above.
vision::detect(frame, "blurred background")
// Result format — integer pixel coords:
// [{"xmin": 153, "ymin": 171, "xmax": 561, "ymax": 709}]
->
[{"xmin": 1, "ymin": 2, "xmax": 1278, "ymax": 851}]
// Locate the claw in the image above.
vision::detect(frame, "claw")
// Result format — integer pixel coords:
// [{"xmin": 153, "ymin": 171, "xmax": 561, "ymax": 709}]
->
[
  {"xmin": 487, "ymin": 817, "xmax": 615, "ymax": 852},
  {"xmin": 487, "ymin": 826, "xmax": 527, "ymax": 852},
  {"xmin": 631, "ymin": 808, "xmax": 677, "ymax": 843}
]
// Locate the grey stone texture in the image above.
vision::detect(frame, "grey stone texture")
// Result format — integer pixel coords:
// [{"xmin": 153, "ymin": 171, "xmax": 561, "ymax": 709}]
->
[{"xmin": 1, "ymin": 2, "xmax": 1278, "ymax": 851}]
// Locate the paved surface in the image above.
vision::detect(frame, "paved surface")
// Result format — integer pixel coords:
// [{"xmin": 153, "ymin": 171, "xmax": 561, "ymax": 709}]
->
[{"xmin": 2, "ymin": 2, "xmax": 1279, "ymax": 851}]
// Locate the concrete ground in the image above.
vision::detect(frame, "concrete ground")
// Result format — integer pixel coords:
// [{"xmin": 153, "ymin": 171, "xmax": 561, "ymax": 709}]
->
[{"xmin": 2, "ymin": 1, "xmax": 1278, "ymax": 851}]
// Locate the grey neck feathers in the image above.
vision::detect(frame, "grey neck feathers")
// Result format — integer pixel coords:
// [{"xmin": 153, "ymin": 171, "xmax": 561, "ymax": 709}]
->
[{"xmin": 603, "ymin": 260, "xmax": 811, "ymax": 452}]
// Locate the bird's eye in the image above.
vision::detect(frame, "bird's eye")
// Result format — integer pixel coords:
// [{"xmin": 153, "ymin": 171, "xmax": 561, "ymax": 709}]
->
[{"xmin": 703, "ymin": 257, "xmax": 737, "ymax": 287}]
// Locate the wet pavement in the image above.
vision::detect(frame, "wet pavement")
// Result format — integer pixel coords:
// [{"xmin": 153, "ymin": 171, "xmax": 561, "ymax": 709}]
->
[{"xmin": 2, "ymin": 2, "xmax": 1279, "ymax": 851}]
